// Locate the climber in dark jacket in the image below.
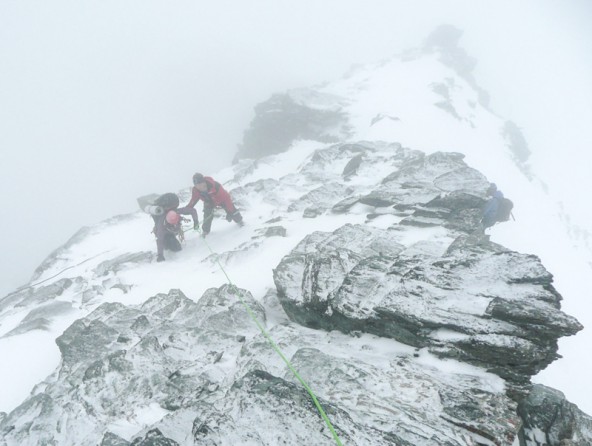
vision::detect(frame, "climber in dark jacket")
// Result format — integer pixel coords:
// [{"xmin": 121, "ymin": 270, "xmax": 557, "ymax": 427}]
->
[
  {"xmin": 148, "ymin": 193, "xmax": 184, "ymax": 262},
  {"xmin": 177, "ymin": 173, "xmax": 243, "ymax": 237},
  {"xmin": 481, "ymin": 183, "xmax": 504, "ymax": 229}
]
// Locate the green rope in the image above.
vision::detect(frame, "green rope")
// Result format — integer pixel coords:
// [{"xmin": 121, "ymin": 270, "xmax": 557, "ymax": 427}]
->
[{"xmin": 193, "ymin": 226, "xmax": 344, "ymax": 446}]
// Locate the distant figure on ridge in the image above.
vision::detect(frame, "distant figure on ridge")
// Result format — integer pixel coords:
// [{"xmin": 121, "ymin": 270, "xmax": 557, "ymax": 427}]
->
[
  {"xmin": 481, "ymin": 183, "xmax": 513, "ymax": 230},
  {"xmin": 177, "ymin": 173, "xmax": 243, "ymax": 237},
  {"xmin": 146, "ymin": 193, "xmax": 184, "ymax": 262}
]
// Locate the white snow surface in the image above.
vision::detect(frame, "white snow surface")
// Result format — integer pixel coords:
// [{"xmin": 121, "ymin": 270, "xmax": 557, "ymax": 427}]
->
[{"xmin": 1, "ymin": 46, "xmax": 590, "ymax": 424}]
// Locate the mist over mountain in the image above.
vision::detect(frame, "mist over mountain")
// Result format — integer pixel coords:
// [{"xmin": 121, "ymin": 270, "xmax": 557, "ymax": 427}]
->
[{"xmin": 2, "ymin": 24, "xmax": 592, "ymax": 446}]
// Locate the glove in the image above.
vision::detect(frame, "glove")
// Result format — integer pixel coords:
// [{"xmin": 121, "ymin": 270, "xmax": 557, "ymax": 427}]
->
[
  {"xmin": 194, "ymin": 221, "xmax": 200, "ymax": 230},
  {"xmin": 157, "ymin": 255, "xmax": 165, "ymax": 262}
]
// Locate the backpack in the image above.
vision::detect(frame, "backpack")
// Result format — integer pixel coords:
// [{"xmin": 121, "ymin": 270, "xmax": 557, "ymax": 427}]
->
[
  {"xmin": 496, "ymin": 198, "xmax": 514, "ymax": 222},
  {"xmin": 154, "ymin": 193, "xmax": 180, "ymax": 211}
]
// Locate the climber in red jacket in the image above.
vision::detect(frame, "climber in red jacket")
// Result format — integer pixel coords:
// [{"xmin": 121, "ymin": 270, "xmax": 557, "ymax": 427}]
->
[{"xmin": 177, "ymin": 173, "xmax": 243, "ymax": 237}]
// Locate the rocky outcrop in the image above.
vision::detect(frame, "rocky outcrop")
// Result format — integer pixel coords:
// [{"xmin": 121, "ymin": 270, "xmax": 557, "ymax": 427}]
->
[
  {"xmin": 0, "ymin": 142, "xmax": 588, "ymax": 445},
  {"xmin": 274, "ymin": 223, "xmax": 582, "ymax": 383},
  {"xmin": 271, "ymin": 149, "xmax": 581, "ymax": 384},
  {"xmin": 94, "ymin": 252, "xmax": 154, "ymax": 276},
  {"xmin": 503, "ymin": 121, "xmax": 533, "ymax": 178},
  {"xmin": 3, "ymin": 300, "xmax": 75, "ymax": 337},
  {"xmin": 1, "ymin": 285, "xmax": 527, "ymax": 445},
  {"xmin": 270, "ymin": 146, "xmax": 581, "ymax": 386},
  {"xmin": 0, "ymin": 287, "xmax": 263, "ymax": 445},
  {"xmin": 0, "ymin": 278, "xmax": 75, "ymax": 311},
  {"xmin": 518, "ymin": 385, "xmax": 592, "ymax": 446},
  {"xmin": 0, "ymin": 278, "xmax": 80, "ymax": 338},
  {"xmin": 422, "ymin": 24, "xmax": 490, "ymax": 108},
  {"xmin": 236, "ymin": 90, "xmax": 351, "ymax": 160}
]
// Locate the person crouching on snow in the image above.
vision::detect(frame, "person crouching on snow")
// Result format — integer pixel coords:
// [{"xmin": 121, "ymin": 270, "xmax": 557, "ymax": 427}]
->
[
  {"xmin": 177, "ymin": 173, "xmax": 243, "ymax": 237},
  {"xmin": 147, "ymin": 192, "xmax": 184, "ymax": 262}
]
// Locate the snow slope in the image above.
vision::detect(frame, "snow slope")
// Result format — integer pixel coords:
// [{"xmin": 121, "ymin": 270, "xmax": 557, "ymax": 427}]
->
[
  {"xmin": 1, "ymin": 28, "xmax": 591, "ymax": 444},
  {"xmin": 302, "ymin": 42, "xmax": 592, "ymax": 414}
]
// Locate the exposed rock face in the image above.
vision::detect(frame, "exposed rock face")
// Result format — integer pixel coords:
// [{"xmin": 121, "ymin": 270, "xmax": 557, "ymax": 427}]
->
[
  {"xmin": 503, "ymin": 121, "xmax": 533, "ymax": 179},
  {"xmin": 0, "ymin": 278, "xmax": 79, "ymax": 338},
  {"xmin": 422, "ymin": 24, "xmax": 490, "ymax": 109},
  {"xmin": 518, "ymin": 385, "xmax": 592, "ymax": 446},
  {"xmin": 94, "ymin": 252, "xmax": 154, "ymax": 276},
  {"xmin": 236, "ymin": 90, "xmax": 350, "ymax": 160},
  {"xmin": 0, "ymin": 278, "xmax": 75, "ymax": 311},
  {"xmin": 274, "ymin": 223, "xmax": 581, "ymax": 383},
  {"xmin": 0, "ymin": 143, "xmax": 588, "ymax": 446},
  {"xmin": 1, "ymin": 284, "xmax": 526, "ymax": 445},
  {"xmin": 273, "ymin": 147, "xmax": 581, "ymax": 384},
  {"xmin": 100, "ymin": 431, "xmax": 130, "ymax": 445},
  {"xmin": 0, "ymin": 287, "xmax": 263, "ymax": 445}
]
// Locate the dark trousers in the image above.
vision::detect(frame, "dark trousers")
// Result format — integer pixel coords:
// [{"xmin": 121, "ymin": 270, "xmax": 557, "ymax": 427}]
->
[
  {"xmin": 202, "ymin": 204, "xmax": 243, "ymax": 234},
  {"xmin": 163, "ymin": 232, "xmax": 182, "ymax": 252},
  {"xmin": 203, "ymin": 204, "xmax": 215, "ymax": 234}
]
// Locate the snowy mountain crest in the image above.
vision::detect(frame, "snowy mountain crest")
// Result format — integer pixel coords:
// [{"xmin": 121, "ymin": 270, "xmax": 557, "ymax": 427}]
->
[
  {"xmin": 2, "ymin": 32, "xmax": 592, "ymax": 446},
  {"xmin": 2, "ymin": 139, "xmax": 590, "ymax": 445}
]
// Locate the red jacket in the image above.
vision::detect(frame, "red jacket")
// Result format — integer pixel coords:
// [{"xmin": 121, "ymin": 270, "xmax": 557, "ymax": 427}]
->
[{"xmin": 184, "ymin": 177, "xmax": 236, "ymax": 211}]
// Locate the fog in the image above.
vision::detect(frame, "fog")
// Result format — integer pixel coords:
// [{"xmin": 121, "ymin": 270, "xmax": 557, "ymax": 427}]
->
[{"xmin": 1, "ymin": 0, "xmax": 591, "ymax": 299}]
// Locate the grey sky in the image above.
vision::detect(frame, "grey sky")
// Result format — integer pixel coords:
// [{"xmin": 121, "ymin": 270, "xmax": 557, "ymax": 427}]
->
[{"xmin": 1, "ymin": 1, "xmax": 591, "ymax": 297}]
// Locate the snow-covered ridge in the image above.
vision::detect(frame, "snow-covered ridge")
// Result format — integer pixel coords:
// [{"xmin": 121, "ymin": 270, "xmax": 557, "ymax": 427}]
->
[
  {"xmin": 237, "ymin": 24, "xmax": 592, "ymax": 417},
  {"xmin": 2, "ymin": 26, "xmax": 592, "ymax": 445},
  {"xmin": 1, "ymin": 138, "xmax": 590, "ymax": 445}
]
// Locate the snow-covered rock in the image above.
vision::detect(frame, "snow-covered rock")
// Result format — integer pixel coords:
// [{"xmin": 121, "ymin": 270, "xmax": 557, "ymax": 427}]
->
[
  {"xmin": 518, "ymin": 385, "xmax": 592, "ymax": 446},
  {"xmin": 1, "ymin": 27, "xmax": 590, "ymax": 446}
]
